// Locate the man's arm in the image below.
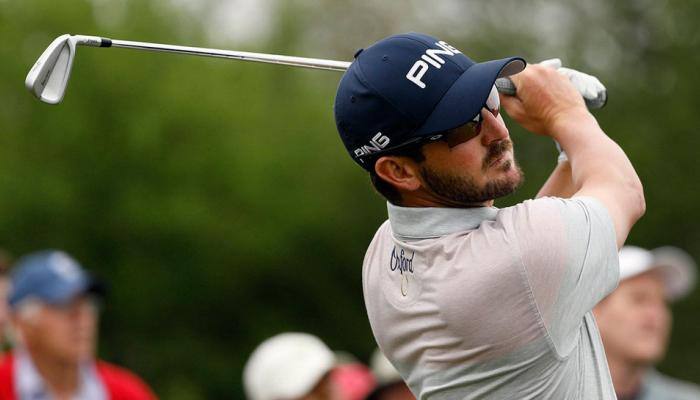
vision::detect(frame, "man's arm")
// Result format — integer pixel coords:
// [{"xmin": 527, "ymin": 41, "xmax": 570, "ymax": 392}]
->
[
  {"xmin": 536, "ymin": 160, "xmax": 577, "ymax": 198},
  {"xmin": 502, "ymin": 65, "xmax": 645, "ymax": 248}
]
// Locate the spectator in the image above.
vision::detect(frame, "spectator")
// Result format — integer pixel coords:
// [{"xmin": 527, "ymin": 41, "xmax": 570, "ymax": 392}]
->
[
  {"xmin": 0, "ymin": 249, "xmax": 157, "ymax": 400},
  {"xmin": 331, "ymin": 352, "xmax": 375, "ymax": 400},
  {"xmin": 244, "ymin": 332, "xmax": 342, "ymax": 400},
  {"xmin": 594, "ymin": 245, "xmax": 700, "ymax": 400},
  {"xmin": 0, "ymin": 249, "xmax": 11, "ymax": 352},
  {"xmin": 365, "ymin": 349, "xmax": 414, "ymax": 400}
]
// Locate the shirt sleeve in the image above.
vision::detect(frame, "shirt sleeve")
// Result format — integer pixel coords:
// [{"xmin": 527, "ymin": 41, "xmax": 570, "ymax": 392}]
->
[
  {"xmin": 504, "ymin": 196, "xmax": 619, "ymax": 356},
  {"xmin": 97, "ymin": 361, "xmax": 158, "ymax": 400}
]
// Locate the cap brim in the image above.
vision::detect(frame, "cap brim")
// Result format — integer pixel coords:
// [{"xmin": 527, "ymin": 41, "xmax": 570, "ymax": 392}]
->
[
  {"xmin": 651, "ymin": 247, "xmax": 697, "ymax": 301},
  {"xmin": 278, "ymin": 363, "xmax": 333, "ymax": 399},
  {"xmin": 45, "ymin": 275, "xmax": 106, "ymax": 305},
  {"xmin": 416, "ymin": 57, "xmax": 525, "ymax": 135}
]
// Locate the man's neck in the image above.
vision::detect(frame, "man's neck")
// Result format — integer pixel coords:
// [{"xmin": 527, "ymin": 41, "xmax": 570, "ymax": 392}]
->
[
  {"xmin": 607, "ymin": 355, "xmax": 648, "ymax": 399},
  {"xmin": 400, "ymin": 191, "xmax": 493, "ymax": 208},
  {"xmin": 26, "ymin": 347, "xmax": 80, "ymax": 399}
]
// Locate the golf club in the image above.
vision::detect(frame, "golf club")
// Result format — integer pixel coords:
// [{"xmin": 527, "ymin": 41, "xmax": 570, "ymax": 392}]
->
[{"xmin": 25, "ymin": 34, "xmax": 607, "ymax": 108}]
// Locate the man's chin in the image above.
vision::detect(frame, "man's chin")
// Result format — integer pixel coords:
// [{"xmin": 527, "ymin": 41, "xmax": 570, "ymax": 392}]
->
[
  {"xmin": 487, "ymin": 162, "xmax": 524, "ymax": 199},
  {"xmin": 419, "ymin": 157, "xmax": 523, "ymax": 205},
  {"xmin": 630, "ymin": 341, "xmax": 668, "ymax": 365}
]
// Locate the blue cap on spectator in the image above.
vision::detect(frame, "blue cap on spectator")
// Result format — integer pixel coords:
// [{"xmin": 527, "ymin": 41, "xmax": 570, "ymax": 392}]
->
[
  {"xmin": 334, "ymin": 32, "xmax": 526, "ymax": 171},
  {"xmin": 8, "ymin": 250, "xmax": 104, "ymax": 308}
]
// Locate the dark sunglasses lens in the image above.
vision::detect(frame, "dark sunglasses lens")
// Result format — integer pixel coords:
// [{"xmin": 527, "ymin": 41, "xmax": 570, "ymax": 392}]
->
[{"xmin": 445, "ymin": 122, "xmax": 480, "ymax": 148}]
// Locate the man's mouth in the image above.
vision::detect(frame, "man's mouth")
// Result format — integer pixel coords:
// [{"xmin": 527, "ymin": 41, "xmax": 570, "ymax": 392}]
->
[
  {"xmin": 490, "ymin": 153, "xmax": 507, "ymax": 166},
  {"xmin": 483, "ymin": 140, "xmax": 513, "ymax": 170}
]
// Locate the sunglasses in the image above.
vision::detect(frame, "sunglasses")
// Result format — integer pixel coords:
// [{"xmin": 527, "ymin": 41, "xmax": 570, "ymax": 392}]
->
[
  {"xmin": 363, "ymin": 85, "xmax": 501, "ymax": 159},
  {"xmin": 440, "ymin": 85, "xmax": 501, "ymax": 148}
]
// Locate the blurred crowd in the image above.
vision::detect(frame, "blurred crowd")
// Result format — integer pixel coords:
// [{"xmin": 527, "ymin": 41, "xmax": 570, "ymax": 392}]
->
[
  {"xmin": 0, "ymin": 245, "xmax": 697, "ymax": 399},
  {"xmin": 0, "ymin": 250, "xmax": 155, "ymax": 400}
]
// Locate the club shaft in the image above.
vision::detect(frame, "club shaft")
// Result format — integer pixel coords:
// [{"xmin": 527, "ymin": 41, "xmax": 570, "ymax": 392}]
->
[
  {"xmin": 102, "ymin": 38, "xmax": 524, "ymax": 101},
  {"xmin": 107, "ymin": 38, "xmax": 352, "ymax": 72},
  {"xmin": 34, "ymin": 35, "xmax": 604, "ymax": 109}
]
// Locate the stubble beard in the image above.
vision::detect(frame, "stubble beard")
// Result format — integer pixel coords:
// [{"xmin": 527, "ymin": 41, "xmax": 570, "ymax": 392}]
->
[{"xmin": 420, "ymin": 140, "xmax": 524, "ymax": 206}]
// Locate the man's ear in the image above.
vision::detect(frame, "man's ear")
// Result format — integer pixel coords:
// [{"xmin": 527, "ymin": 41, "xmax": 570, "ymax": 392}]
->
[{"xmin": 374, "ymin": 156, "xmax": 422, "ymax": 192}]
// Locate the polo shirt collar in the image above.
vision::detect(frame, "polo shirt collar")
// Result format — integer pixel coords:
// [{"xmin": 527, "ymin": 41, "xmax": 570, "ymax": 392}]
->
[
  {"xmin": 387, "ymin": 202, "xmax": 499, "ymax": 240},
  {"xmin": 15, "ymin": 346, "xmax": 107, "ymax": 400}
]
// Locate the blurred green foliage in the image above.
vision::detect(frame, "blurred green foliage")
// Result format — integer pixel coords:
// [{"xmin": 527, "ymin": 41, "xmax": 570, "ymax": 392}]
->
[{"xmin": 1, "ymin": 0, "xmax": 699, "ymax": 398}]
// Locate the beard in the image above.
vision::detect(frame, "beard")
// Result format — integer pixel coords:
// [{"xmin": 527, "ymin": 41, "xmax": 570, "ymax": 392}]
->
[{"xmin": 419, "ymin": 140, "xmax": 524, "ymax": 206}]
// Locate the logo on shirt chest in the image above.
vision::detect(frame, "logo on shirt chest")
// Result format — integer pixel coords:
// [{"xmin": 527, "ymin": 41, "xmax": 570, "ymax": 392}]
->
[{"xmin": 390, "ymin": 246, "xmax": 414, "ymax": 296}]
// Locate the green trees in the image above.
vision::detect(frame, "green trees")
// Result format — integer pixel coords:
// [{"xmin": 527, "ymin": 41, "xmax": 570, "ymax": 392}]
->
[{"xmin": 1, "ymin": 1, "xmax": 698, "ymax": 398}]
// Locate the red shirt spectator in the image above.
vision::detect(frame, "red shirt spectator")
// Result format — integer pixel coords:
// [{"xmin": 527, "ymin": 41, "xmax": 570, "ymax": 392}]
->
[
  {"xmin": 0, "ymin": 352, "xmax": 156, "ymax": 400},
  {"xmin": 2, "ymin": 250, "xmax": 157, "ymax": 400}
]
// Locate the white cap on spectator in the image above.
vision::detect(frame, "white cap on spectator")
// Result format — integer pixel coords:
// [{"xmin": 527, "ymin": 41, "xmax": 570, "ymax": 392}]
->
[
  {"xmin": 619, "ymin": 245, "xmax": 697, "ymax": 301},
  {"xmin": 243, "ymin": 332, "xmax": 335, "ymax": 400}
]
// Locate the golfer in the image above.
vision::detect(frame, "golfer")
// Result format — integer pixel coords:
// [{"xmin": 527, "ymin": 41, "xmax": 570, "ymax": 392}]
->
[{"xmin": 333, "ymin": 32, "xmax": 645, "ymax": 399}]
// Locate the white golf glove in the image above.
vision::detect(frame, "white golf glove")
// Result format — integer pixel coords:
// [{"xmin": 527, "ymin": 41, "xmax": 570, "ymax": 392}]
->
[{"xmin": 539, "ymin": 58, "xmax": 607, "ymax": 104}]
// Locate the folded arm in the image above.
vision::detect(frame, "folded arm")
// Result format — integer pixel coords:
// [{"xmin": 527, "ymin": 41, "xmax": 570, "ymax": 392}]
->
[{"xmin": 502, "ymin": 65, "xmax": 645, "ymax": 248}]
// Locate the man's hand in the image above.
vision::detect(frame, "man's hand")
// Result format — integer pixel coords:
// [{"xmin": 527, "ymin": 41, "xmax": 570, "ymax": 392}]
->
[
  {"xmin": 500, "ymin": 63, "xmax": 589, "ymax": 137},
  {"xmin": 501, "ymin": 61, "xmax": 644, "ymax": 249}
]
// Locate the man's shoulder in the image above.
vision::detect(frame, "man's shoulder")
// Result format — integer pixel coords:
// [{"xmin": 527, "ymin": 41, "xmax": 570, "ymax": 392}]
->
[
  {"xmin": 500, "ymin": 196, "xmax": 602, "ymax": 214},
  {"xmin": 498, "ymin": 196, "xmax": 611, "ymax": 230},
  {"xmin": 364, "ymin": 220, "xmax": 392, "ymax": 259},
  {"xmin": 368, "ymin": 219, "xmax": 392, "ymax": 242},
  {"xmin": 0, "ymin": 352, "xmax": 16, "ymax": 398},
  {"xmin": 96, "ymin": 359, "xmax": 157, "ymax": 400},
  {"xmin": 644, "ymin": 369, "xmax": 700, "ymax": 400},
  {"xmin": 0, "ymin": 351, "xmax": 11, "ymax": 363},
  {"xmin": 0, "ymin": 351, "xmax": 13, "ymax": 375}
]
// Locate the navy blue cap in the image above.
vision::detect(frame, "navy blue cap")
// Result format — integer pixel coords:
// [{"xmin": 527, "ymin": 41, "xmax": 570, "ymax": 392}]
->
[
  {"xmin": 8, "ymin": 250, "xmax": 104, "ymax": 308},
  {"xmin": 334, "ymin": 32, "xmax": 526, "ymax": 171}
]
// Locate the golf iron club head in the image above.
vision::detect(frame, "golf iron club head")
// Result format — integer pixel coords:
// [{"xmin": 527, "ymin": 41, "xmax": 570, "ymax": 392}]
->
[
  {"xmin": 25, "ymin": 35, "xmax": 104, "ymax": 104},
  {"xmin": 25, "ymin": 34, "xmax": 77, "ymax": 104}
]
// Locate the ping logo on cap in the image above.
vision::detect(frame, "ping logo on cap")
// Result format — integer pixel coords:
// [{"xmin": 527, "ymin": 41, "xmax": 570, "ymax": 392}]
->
[
  {"xmin": 353, "ymin": 132, "xmax": 391, "ymax": 158},
  {"xmin": 406, "ymin": 41, "xmax": 462, "ymax": 89}
]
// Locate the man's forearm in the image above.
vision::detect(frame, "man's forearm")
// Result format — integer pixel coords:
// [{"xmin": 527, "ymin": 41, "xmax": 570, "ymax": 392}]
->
[
  {"xmin": 550, "ymin": 110, "xmax": 645, "ymax": 247},
  {"xmin": 550, "ymin": 111, "xmax": 639, "ymax": 194}
]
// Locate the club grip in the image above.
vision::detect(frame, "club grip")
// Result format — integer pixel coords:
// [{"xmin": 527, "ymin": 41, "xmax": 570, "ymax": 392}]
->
[{"xmin": 495, "ymin": 77, "xmax": 607, "ymax": 109}]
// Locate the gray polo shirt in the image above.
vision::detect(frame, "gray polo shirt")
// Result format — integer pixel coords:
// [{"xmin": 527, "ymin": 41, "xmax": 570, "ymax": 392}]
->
[
  {"xmin": 362, "ymin": 196, "xmax": 619, "ymax": 399},
  {"xmin": 638, "ymin": 369, "xmax": 700, "ymax": 400}
]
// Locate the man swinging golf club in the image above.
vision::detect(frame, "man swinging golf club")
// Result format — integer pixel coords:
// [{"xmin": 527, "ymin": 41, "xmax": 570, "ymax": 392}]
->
[{"xmin": 334, "ymin": 32, "xmax": 645, "ymax": 399}]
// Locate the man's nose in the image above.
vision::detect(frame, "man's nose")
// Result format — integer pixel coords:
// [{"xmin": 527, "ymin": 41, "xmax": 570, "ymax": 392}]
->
[
  {"xmin": 646, "ymin": 301, "xmax": 671, "ymax": 324},
  {"xmin": 480, "ymin": 109, "xmax": 509, "ymax": 146}
]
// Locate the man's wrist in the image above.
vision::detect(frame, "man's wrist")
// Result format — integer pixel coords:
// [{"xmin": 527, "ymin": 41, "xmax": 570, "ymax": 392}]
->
[{"xmin": 547, "ymin": 109, "xmax": 598, "ymax": 142}]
